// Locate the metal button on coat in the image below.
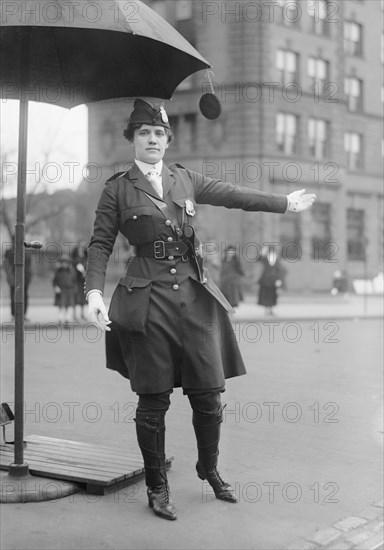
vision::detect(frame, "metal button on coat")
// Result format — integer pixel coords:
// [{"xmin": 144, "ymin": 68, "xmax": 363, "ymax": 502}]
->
[
  {"xmin": 170, "ymin": 268, "xmax": 176, "ymax": 275},
  {"xmin": 172, "ymin": 284, "xmax": 179, "ymax": 291},
  {"xmin": 165, "ymin": 220, "xmax": 172, "ymax": 226},
  {"xmin": 167, "ymin": 237, "xmax": 173, "ymax": 242},
  {"xmin": 132, "ymin": 215, "xmax": 138, "ymax": 220},
  {"xmin": 168, "ymin": 256, "xmax": 174, "ymax": 260},
  {"xmin": 128, "ymin": 288, "xmax": 133, "ymax": 293}
]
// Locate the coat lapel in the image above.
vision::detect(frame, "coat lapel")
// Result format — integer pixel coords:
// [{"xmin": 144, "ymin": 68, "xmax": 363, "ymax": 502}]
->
[
  {"xmin": 128, "ymin": 163, "xmax": 164, "ymax": 200},
  {"xmin": 161, "ymin": 165, "xmax": 175, "ymax": 199},
  {"xmin": 127, "ymin": 163, "xmax": 175, "ymax": 201}
]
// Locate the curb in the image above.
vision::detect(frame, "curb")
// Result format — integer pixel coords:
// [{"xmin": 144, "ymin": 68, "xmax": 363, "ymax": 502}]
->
[
  {"xmin": 232, "ymin": 315, "xmax": 383, "ymax": 323},
  {"xmin": 287, "ymin": 501, "xmax": 384, "ymax": 550}
]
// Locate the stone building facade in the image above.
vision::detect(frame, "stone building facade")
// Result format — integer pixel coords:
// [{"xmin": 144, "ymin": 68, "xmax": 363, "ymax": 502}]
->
[{"xmin": 87, "ymin": 0, "xmax": 383, "ymax": 291}]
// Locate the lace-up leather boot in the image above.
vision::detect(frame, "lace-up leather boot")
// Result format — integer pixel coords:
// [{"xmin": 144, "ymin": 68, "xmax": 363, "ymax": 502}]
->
[
  {"xmin": 147, "ymin": 483, "xmax": 177, "ymax": 520},
  {"xmin": 135, "ymin": 414, "xmax": 177, "ymax": 520},
  {"xmin": 192, "ymin": 405, "xmax": 238, "ymax": 504}
]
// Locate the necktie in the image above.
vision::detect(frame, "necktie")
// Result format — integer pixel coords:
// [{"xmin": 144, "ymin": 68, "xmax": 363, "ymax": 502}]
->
[{"xmin": 146, "ymin": 168, "xmax": 163, "ymax": 198}]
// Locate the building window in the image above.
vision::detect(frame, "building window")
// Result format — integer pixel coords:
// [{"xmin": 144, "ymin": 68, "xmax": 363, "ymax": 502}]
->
[
  {"xmin": 276, "ymin": 113, "xmax": 299, "ymax": 155},
  {"xmin": 150, "ymin": 0, "xmax": 167, "ymax": 19},
  {"xmin": 308, "ymin": 118, "xmax": 328, "ymax": 159},
  {"xmin": 175, "ymin": 1, "xmax": 195, "ymax": 46},
  {"xmin": 279, "ymin": 215, "xmax": 301, "ymax": 260},
  {"xmin": 311, "ymin": 202, "xmax": 332, "ymax": 260},
  {"xmin": 183, "ymin": 114, "xmax": 197, "ymax": 152},
  {"xmin": 307, "ymin": 0, "xmax": 331, "ymax": 36},
  {"xmin": 276, "ymin": 49, "xmax": 299, "ymax": 86},
  {"xmin": 308, "ymin": 57, "xmax": 329, "ymax": 94},
  {"xmin": 175, "ymin": 0, "xmax": 193, "ymax": 21},
  {"xmin": 278, "ymin": 0, "xmax": 300, "ymax": 27},
  {"xmin": 344, "ymin": 21, "xmax": 363, "ymax": 56},
  {"xmin": 345, "ymin": 132, "xmax": 363, "ymax": 169},
  {"xmin": 347, "ymin": 209, "xmax": 366, "ymax": 260},
  {"xmin": 344, "ymin": 77, "xmax": 363, "ymax": 112}
]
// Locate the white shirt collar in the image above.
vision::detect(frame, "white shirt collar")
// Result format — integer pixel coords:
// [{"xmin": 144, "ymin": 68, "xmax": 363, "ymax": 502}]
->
[{"xmin": 135, "ymin": 159, "xmax": 163, "ymax": 177}]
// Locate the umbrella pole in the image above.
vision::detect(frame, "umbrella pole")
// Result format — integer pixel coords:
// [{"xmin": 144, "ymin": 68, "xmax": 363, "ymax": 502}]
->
[
  {"xmin": 7, "ymin": 26, "xmax": 31, "ymax": 478},
  {"xmin": 1, "ymin": 28, "xmax": 81, "ymax": 502},
  {"xmin": 8, "ymin": 96, "xmax": 29, "ymax": 477}
]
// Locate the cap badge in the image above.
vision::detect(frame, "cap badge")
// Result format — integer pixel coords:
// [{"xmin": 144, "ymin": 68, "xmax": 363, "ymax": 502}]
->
[{"xmin": 159, "ymin": 106, "xmax": 168, "ymax": 124}]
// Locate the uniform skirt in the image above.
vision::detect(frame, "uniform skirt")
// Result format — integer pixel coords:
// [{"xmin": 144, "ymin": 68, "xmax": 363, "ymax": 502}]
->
[{"xmin": 105, "ymin": 256, "xmax": 246, "ymax": 394}]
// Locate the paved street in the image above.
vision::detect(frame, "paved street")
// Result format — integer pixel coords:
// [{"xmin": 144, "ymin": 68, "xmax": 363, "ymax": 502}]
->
[{"xmin": 0, "ymin": 313, "xmax": 382, "ymax": 549}]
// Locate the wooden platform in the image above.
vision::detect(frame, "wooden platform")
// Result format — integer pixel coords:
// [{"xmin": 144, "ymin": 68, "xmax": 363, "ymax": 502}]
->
[{"xmin": 0, "ymin": 435, "xmax": 173, "ymax": 495}]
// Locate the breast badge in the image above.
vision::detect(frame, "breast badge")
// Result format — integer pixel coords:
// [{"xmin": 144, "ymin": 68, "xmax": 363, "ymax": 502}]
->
[{"xmin": 185, "ymin": 199, "xmax": 196, "ymax": 216}]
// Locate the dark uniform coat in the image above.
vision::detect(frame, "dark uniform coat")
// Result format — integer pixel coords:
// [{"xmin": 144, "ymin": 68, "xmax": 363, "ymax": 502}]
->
[{"xmin": 85, "ymin": 162, "xmax": 288, "ymax": 394}]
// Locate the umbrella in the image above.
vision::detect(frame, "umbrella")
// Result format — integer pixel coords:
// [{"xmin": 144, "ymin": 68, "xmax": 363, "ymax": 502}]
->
[
  {"xmin": 0, "ymin": 0, "xmax": 210, "ymax": 106},
  {"xmin": 0, "ymin": 0, "xmax": 211, "ymax": 498}
]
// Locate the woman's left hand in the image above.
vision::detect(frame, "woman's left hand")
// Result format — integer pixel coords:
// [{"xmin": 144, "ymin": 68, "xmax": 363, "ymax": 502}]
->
[{"xmin": 287, "ymin": 189, "xmax": 316, "ymax": 212}]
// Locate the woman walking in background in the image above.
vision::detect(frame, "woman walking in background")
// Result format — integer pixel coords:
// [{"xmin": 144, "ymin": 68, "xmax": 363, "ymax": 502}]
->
[
  {"xmin": 257, "ymin": 245, "xmax": 287, "ymax": 316},
  {"xmin": 220, "ymin": 244, "xmax": 244, "ymax": 309}
]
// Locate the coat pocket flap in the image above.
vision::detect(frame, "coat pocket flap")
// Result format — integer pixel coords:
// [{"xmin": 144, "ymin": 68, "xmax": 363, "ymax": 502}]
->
[
  {"xmin": 121, "ymin": 207, "xmax": 155, "ymax": 222},
  {"xmin": 118, "ymin": 276, "xmax": 152, "ymax": 289},
  {"xmin": 172, "ymin": 197, "xmax": 195, "ymax": 208}
]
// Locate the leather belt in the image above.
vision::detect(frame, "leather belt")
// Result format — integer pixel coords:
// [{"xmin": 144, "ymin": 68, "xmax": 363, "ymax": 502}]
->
[{"xmin": 136, "ymin": 240, "xmax": 190, "ymax": 259}]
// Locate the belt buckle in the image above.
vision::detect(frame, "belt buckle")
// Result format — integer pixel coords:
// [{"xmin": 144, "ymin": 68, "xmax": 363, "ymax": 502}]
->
[{"xmin": 154, "ymin": 240, "xmax": 166, "ymax": 259}]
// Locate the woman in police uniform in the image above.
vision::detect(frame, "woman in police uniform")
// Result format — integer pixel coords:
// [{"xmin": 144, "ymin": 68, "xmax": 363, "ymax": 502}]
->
[{"xmin": 85, "ymin": 99, "xmax": 315, "ymax": 520}]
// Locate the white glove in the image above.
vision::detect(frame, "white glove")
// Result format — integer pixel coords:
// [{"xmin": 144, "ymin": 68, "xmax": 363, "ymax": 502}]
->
[
  {"xmin": 87, "ymin": 291, "xmax": 111, "ymax": 332},
  {"xmin": 287, "ymin": 189, "xmax": 316, "ymax": 212}
]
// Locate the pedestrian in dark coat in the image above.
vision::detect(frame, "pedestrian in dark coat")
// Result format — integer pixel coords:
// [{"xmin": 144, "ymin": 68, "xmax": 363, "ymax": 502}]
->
[
  {"xmin": 257, "ymin": 245, "xmax": 287, "ymax": 315},
  {"xmin": 220, "ymin": 244, "xmax": 244, "ymax": 308},
  {"xmin": 85, "ymin": 99, "xmax": 316, "ymax": 521},
  {"xmin": 53, "ymin": 258, "xmax": 76, "ymax": 325}
]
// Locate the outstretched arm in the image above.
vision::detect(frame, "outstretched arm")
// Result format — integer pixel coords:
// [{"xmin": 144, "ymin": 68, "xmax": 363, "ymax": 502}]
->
[{"xmin": 188, "ymin": 169, "xmax": 316, "ymax": 214}]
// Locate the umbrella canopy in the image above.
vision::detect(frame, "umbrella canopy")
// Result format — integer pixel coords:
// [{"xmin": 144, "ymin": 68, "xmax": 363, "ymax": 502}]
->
[
  {"xmin": 0, "ymin": 0, "xmax": 212, "ymax": 485},
  {"xmin": 0, "ymin": 0, "xmax": 210, "ymax": 107}
]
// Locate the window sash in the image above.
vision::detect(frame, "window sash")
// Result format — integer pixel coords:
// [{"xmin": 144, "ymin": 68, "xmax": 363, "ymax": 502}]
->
[
  {"xmin": 345, "ymin": 78, "xmax": 363, "ymax": 111},
  {"xmin": 309, "ymin": 119, "xmax": 327, "ymax": 158},
  {"xmin": 308, "ymin": 58, "xmax": 328, "ymax": 79},
  {"xmin": 347, "ymin": 209, "xmax": 365, "ymax": 260},
  {"xmin": 307, "ymin": 0, "xmax": 328, "ymax": 20},
  {"xmin": 277, "ymin": 50, "xmax": 298, "ymax": 84},
  {"xmin": 344, "ymin": 22, "xmax": 362, "ymax": 55},
  {"xmin": 277, "ymin": 113, "xmax": 297, "ymax": 154}
]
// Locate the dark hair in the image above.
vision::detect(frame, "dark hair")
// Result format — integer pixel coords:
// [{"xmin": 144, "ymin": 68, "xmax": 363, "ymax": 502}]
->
[{"xmin": 123, "ymin": 123, "xmax": 174, "ymax": 144}]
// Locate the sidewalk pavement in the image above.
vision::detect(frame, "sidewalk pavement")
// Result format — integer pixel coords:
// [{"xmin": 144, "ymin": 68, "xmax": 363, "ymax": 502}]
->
[
  {"xmin": 1, "ymin": 293, "xmax": 383, "ymax": 549},
  {"xmin": 0, "ymin": 293, "xmax": 383, "ymax": 327}
]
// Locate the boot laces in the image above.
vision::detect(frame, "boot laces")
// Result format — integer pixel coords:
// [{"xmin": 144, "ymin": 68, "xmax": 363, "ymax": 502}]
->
[
  {"xmin": 154, "ymin": 482, "xmax": 170, "ymax": 504},
  {"xmin": 207, "ymin": 467, "xmax": 229, "ymax": 489}
]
